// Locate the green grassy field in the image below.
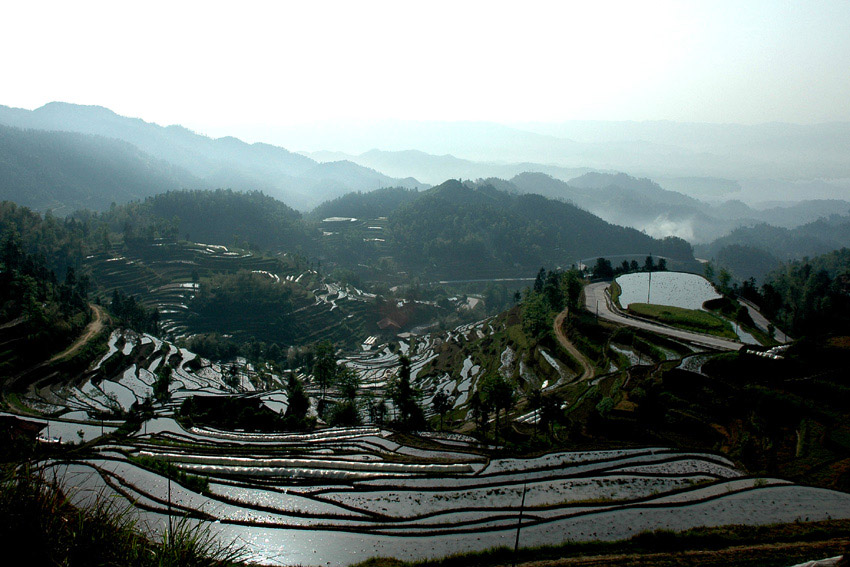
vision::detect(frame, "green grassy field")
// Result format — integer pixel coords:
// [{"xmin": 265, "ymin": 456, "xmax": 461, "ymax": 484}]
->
[{"xmin": 627, "ymin": 303, "xmax": 738, "ymax": 339}]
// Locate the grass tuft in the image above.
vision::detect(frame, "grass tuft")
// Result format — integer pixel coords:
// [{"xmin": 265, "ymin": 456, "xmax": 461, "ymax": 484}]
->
[
  {"xmin": 627, "ymin": 303, "xmax": 737, "ymax": 339},
  {"xmin": 0, "ymin": 464, "xmax": 243, "ymax": 566}
]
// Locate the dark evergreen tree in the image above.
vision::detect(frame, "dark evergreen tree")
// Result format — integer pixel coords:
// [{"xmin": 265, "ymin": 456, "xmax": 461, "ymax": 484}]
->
[
  {"xmin": 390, "ymin": 355, "xmax": 425, "ymax": 430},
  {"xmin": 283, "ymin": 374, "xmax": 311, "ymax": 430},
  {"xmin": 481, "ymin": 374, "xmax": 515, "ymax": 445},
  {"xmin": 533, "ymin": 267, "xmax": 546, "ymax": 293},
  {"xmin": 313, "ymin": 340, "xmax": 337, "ymax": 405},
  {"xmin": 431, "ymin": 390, "xmax": 452, "ymax": 430},
  {"xmin": 593, "ymin": 257, "xmax": 614, "ymax": 279}
]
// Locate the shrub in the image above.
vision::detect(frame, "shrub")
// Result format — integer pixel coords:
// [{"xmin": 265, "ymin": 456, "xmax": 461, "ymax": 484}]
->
[{"xmin": 0, "ymin": 465, "xmax": 243, "ymax": 566}]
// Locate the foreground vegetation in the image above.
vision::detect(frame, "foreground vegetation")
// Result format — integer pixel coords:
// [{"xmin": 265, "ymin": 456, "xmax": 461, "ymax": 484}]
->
[
  {"xmin": 4, "ymin": 187, "xmax": 850, "ymax": 565},
  {"xmin": 0, "ymin": 465, "xmax": 243, "ymax": 567}
]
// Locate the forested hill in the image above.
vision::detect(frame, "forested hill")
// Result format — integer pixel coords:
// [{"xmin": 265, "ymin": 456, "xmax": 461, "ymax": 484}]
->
[
  {"xmin": 307, "ymin": 187, "xmax": 420, "ymax": 220},
  {"xmin": 386, "ymin": 180, "xmax": 697, "ymax": 277},
  {"xmin": 0, "ymin": 124, "xmax": 201, "ymax": 214},
  {"xmin": 99, "ymin": 189, "xmax": 308, "ymax": 251},
  {"xmin": 116, "ymin": 181, "xmax": 697, "ymax": 279},
  {"xmin": 0, "ymin": 182, "xmax": 698, "ymax": 283},
  {"xmin": 702, "ymin": 216, "xmax": 850, "ymax": 261},
  {"xmin": 697, "ymin": 214, "xmax": 850, "ymax": 282}
]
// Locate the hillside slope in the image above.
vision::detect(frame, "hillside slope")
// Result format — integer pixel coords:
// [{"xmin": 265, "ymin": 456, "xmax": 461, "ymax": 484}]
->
[
  {"xmin": 0, "ymin": 102, "xmax": 424, "ymax": 210},
  {"xmin": 386, "ymin": 180, "xmax": 697, "ymax": 279},
  {"xmin": 0, "ymin": 125, "xmax": 201, "ymax": 213}
]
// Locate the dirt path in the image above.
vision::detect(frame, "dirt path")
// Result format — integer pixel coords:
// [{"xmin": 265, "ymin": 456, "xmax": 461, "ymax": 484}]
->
[
  {"xmin": 48, "ymin": 304, "xmax": 107, "ymax": 363},
  {"xmin": 553, "ymin": 308, "xmax": 595, "ymax": 382},
  {"xmin": 0, "ymin": 316, "xmax": 25, "ymax": 330}
]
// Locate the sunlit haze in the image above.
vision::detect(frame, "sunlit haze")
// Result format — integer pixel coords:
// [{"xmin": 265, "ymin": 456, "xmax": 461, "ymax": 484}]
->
[{"xmin": 4, "ymin": 0, "xmax": 850, "ymax": 142}]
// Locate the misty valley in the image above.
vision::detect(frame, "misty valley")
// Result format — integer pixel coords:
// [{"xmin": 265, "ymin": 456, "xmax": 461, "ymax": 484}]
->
[{"xmin": 2, "ymin": 103, "xmax": 850, "ymax": 567}]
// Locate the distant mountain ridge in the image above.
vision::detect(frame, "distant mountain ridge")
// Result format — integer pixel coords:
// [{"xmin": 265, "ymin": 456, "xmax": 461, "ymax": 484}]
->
[
  {"xmin": 2, "ymin": 101, "xmax": 848, "ymax": 267},
  {"xmin": 0, "ymin": 124, "xmax": 202, "ymax": 214},
  {"xmin": 305, "ymin": 148, "xmax": 850, "ymax": 243},
  {"xmin": 495, "ymin": 172, "xmax": 850, "ymax": 245},
  {"xmin": 306, "ymin": 148, "xmax": 595, "ymax": 186},
  {"xmin": 271, "ymin": 118, "xmax": 850, "ymax": 188},
  {"xmin": 0, "ymin": 102, "xmax": 426, "ymax": 210},
  {"xmin": 694, "ymin": 213, "xmax": 850, "ymax": 282}
]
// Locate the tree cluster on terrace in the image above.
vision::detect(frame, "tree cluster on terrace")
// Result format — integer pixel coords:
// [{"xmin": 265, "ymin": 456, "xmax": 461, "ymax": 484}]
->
[
  {"xmin": 109, "ymin": 289, "xmax": 159, "ymax": 335},
  {"xmin": 755, "ymin": 248, "xmax": 850, "ymax": 336},
  {"xmin": 311, "ymin": 340, "xmax": 367, "ymax": 427},
  {"xmin": 311, "ymin": 342, "xmax": 426, "ymax": 430},
  {"xmin": 387, "ymin": 355, "xmax": 426, "ymax": 430},
  {"xmin": 0, "ymin": 201, "xmax": 100, "ymax": 277},
  {"xmin": 705, "ymin": 247, "xmax": 850, "ymax": 337},
  {"xmin": 521, "ymin": 267, "xmax": 584, "ymax": 340},
  {"xmin": 591, "ymin": 255, "xmax": 668, "ymax": 279},
  {"xmin": 0, "ymin": 231, "xmax": 93, "ymax": 371},
  {"xmin": 0, "ymin": 239, "xmax": 85, "ymax": 313},
  {"xmin": 469, "ymin": 373, "xmax": 516, "ymax": 445}
]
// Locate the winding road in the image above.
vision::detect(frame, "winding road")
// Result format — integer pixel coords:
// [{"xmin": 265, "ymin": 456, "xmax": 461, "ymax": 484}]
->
[
  {"xmin": 738, "ymin": 297, "xmax": 792, "ymax": 344},
  {"xmin": 553, "ymin": 309, "xmax": 595, "ymax": 382},
  {"xmin": 583, "ymin": 281, "xmax": 742, "ymax": 351},
  {"xmin": 3, "ymin": 304, "xmax": 108, "ymax": 410},
  {"xmin": 48, "ymin": 304, "xmax": 107, "ymax": 363}
]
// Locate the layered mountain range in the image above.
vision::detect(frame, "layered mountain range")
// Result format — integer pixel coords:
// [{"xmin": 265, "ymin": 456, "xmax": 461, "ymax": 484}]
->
[
  {"xmin": 0, "ymin": 102, "xmax": 424, "ymax": 212},
  {"xmin": 2, "ymin": 101, "xmax": 849, "ymax": 282}
]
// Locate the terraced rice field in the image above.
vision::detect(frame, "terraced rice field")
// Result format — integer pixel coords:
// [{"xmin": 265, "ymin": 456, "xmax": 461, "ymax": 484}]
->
[
  {"xmin": 40, "ymin": 425, "xmax": 850, "ymax": 566},
  {"xmin": 23, "ymin": 314, "xmax": 501, "ymax": 436},
  {"xmin": 85, "ymin": 241, "xmax": 391, "ymax": 345},
  {"xmin": 14, "ymin": 320, "xmax": 850, "ymax": 565}
]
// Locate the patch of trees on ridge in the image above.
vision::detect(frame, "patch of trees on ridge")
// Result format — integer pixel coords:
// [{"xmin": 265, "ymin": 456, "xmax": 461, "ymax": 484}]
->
[
  {"xmin": 755, "ymin": 248, "xmax": 850, "ymax": 337},
  {"xmin": 0, "ymin": 231, "xmax": 93, "ymax": 372},
  {"xmin": 590, "ymin": 255, "xmax": 668, "ymax": 279},
  {"xmin": 101, "ymin": 189, "xmax": 306, "ymax": 251}
]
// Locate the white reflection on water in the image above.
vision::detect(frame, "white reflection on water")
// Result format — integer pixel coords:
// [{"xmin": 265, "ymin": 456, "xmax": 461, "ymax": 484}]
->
[{"xmin": 616, "ymin": 272, "xmax": 721, "ymax": 310}]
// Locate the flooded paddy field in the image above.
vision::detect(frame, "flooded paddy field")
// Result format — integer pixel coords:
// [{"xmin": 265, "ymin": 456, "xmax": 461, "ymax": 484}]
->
[
  {"xmin": 42, "ymin": 427, "xmax": 850, "ymax": 565},
  {"xmin": 616, "ymin": 272, "xmax": 721, "ymax": 310},
  {"xmin": 11, "ymin": 311, "xmax": 850, "ymax": 564}
]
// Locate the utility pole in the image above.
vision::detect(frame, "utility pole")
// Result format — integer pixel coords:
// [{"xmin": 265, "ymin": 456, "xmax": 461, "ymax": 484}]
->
[
  {"xmin": 647, "ymin": 251, "xmax": 653, "ymax": 304},
  {"xmin": 647, "ymin": 270, "xmax": 652, "ymax": 304},
  {"xmin": 168, "ymin": 475, "xmax": 173, "ymax": 545},
  {"xmin": 513, "ymin": 483, "xmax": 528, "ymax": 567}
]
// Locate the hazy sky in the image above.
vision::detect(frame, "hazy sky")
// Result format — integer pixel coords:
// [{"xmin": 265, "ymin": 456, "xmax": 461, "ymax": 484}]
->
[{"xmin": 4, "ymin": 0, "xmax": 850, "ymax": 136}]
